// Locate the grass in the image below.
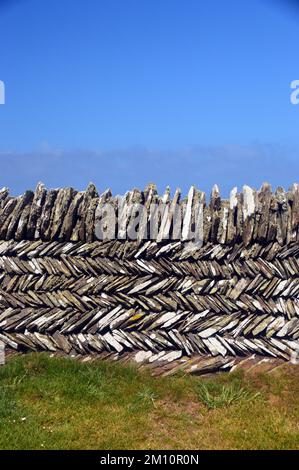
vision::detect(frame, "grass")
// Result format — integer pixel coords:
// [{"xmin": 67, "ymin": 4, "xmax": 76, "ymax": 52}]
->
[
  {"xmin": 0, "ymin": 353, "xmax": 298, "ymax": 450},
  {"xmin": 195, "ymin": 382, "xmax": 260, "ymax": 409}
]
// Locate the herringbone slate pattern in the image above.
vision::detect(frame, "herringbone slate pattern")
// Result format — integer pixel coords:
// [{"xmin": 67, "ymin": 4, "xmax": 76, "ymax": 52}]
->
[{"xmin": 0, "ymin": 239, "xmax": 298, "ymax": 362}]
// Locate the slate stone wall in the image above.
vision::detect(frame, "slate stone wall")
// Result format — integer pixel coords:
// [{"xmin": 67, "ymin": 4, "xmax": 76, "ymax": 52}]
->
[{"xmin": 0, "ymin": 182, "xmax": 298, "ymax": 365}]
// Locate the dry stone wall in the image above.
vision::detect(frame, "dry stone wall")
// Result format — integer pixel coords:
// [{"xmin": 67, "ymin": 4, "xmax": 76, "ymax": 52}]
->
[{"xmin": 0, "ymin": 182, "xmax": 298, "ymax": 369}]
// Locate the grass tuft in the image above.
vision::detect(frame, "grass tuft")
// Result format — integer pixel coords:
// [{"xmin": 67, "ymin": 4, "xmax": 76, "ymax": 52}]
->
[
  {"xmin": 195, "ymin": 381, "xmax": 260, "ymax": 409},
  {"xmin": 136, "ymin": 388, "xmax": 158, "ymax": 408}
]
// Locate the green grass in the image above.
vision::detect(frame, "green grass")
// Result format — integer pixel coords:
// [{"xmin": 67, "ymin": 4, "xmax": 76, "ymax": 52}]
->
[
  {"xmin": 0, "ymin": 353, "xmax": 298, "ymax": 450},
  {"xmin": 195, "ymin": 381, "xmax": 260, "ymax": 409}
]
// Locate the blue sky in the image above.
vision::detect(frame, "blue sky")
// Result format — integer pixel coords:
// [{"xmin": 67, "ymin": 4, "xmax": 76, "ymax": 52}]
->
[{"xmin": 0, "ymin": 0, "xmax": 299, "ymax": 196}]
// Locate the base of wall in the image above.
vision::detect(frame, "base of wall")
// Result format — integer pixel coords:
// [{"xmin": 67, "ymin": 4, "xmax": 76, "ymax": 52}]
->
[{"xmin": 3, "ymin": 348, "xmax": 292, "ymax": 377}]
